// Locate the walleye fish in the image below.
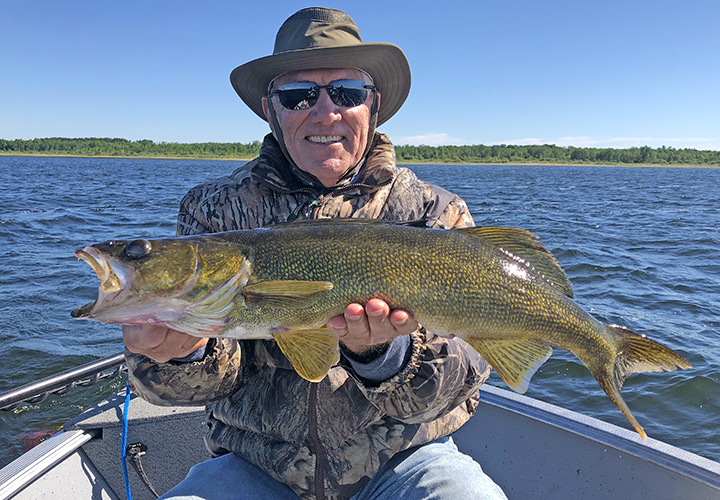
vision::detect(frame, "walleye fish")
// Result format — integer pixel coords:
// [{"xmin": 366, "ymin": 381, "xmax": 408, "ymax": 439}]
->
[{"xmin": 72, "ymin": 220, "xmax": 691, "ymax": 439}]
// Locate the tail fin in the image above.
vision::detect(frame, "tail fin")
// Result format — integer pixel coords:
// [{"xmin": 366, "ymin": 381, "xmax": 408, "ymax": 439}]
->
[
  {"xmin": 594, "ymin": 325, "xmax": 692, "ymax": 440},
  {"xmin": 610, "ymin": 325, "xmax": 693, "ymax": 381}
]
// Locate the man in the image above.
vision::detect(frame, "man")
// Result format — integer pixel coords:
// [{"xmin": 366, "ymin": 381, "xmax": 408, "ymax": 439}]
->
[{"xmin": 124, "ymin": 7, "xmax": 507, "ymax": 500}]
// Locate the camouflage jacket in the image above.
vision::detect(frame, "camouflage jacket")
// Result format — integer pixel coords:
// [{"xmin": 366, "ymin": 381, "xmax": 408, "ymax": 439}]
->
[{"xmin": 126, "ymin": 132, "xmax": 491, "ymax": 500}]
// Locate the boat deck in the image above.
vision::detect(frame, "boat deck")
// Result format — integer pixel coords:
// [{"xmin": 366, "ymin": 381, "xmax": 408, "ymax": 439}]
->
[{"xmin": 2, "ymin": 385, "xmax": 720, "ymax": 500}]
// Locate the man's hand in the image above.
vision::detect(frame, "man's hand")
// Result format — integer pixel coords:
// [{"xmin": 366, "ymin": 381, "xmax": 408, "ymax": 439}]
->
[
  {"xmin": 327, "ymin": 298, "xmax": 418, "ymax": 355},
  {"xmin": 123, "ymin": 325, "xmax": 208, "ymax": 363}
]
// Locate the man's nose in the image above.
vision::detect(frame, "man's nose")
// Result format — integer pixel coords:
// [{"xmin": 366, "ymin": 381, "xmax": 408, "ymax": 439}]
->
[{"xmin": 310, "ymin": 89, "xmax": 342, "ymax": 124}]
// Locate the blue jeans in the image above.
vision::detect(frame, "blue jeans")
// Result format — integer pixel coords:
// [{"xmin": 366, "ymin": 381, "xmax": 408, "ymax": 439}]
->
[{"xmin": 159, "ymin": 436, "xmax": 507, "ymax": 500}]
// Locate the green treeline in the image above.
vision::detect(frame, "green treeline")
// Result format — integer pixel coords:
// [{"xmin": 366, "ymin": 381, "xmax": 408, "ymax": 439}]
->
[
  {"xmin": 0, "ymin": 137, "xmax": 262, "ymax": 159},
  {"xmin": 395, "ymin": 143, "xmax": 720, "ymax": 166},
  {"xmin": 1, "ymin": 137, "xmax": 719, "ymax": 165}
]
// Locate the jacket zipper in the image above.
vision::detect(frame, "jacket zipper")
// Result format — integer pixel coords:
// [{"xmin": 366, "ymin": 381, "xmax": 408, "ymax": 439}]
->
[{"xmin": 308, "ymin": 382, "xmax": 326, "ymax": 500}]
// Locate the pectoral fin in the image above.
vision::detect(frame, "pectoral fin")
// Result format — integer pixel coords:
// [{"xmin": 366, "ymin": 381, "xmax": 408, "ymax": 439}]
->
[
  {"xmin": 243, "ymin": 280, "xmax": 333, "ymax": 308},
  {"xmin": 273, "ymin": 328, "xmax": 340, "ymax": 382},
  {"xmin": 465, "ymin": 337, "xmax": 553, "ymax": 394}
]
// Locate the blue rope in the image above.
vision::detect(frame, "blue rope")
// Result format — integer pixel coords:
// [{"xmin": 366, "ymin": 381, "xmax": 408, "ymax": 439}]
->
[{"xmin": 121, "ymin": 376, "xmax": 133, "ymax": 500}]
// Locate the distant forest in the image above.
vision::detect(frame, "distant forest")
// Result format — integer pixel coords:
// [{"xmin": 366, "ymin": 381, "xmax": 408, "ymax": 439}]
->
[{"xmin": 2, "ymin": 137, "xmax": 719, "ymax": 166}]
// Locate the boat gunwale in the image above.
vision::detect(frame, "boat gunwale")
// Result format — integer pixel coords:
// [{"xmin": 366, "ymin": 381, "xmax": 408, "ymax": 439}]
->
[
  {"xmin": 478, "ymin": 384, "xmax": 720, "ymax": 490},
  {"xmin": 0, "ymin": 429, "xmax": 99, "ymax": 500}
]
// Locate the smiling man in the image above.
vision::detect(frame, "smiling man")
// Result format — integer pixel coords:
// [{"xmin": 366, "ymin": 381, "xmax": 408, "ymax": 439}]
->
[
  {"xmin": 123, "ymin": 7, "xmax": 507, "ymax": 500},
  {"xmin": 262, "ymin": 68, "xmax": 375, "ymax": 188}
]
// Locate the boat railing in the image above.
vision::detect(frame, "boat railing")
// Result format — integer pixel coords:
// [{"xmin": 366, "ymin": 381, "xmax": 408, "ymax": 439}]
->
[{"xmin": 0, "ymin": 353, "xmax": 126, "ymax": 412}]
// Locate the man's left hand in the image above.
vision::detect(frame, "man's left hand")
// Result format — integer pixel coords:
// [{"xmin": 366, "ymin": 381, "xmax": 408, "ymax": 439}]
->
[{"xmin": 327, "ymin": 298, "xmax": 418, "ymax": 355}]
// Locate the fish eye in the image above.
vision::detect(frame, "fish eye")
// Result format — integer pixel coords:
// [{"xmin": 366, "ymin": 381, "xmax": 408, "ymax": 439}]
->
[{"xmin": 125, "ymin": 239, "xmax": 151, "ymax": 259}]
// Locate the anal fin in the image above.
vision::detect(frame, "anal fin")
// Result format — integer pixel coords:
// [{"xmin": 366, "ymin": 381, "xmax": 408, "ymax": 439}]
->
[
  {"xmin": 273, "ymin": 328, "xmax": 340, "ymax": 382},
  {"xmin": 465, "ymin": 337, "xmax": 553, "ymax": 393}
]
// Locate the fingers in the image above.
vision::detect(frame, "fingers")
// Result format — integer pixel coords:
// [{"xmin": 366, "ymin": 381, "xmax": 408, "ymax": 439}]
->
[
  {"xmin": 122, "ymin": 325, "xmax": 208, "ymax": 363},
  {"xmin": 366, "ymin": 299, "xmax": 418, "ymax": 338},
  {"xmin": 327, "ymin": 299, "xmax": 418, "ymax": 354}
]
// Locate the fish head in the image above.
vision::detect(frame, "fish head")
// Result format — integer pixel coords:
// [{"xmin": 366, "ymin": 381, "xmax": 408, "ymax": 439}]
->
[{"xmin": 72, "ymin": 236, "xmax": 251, "ymax": 333}]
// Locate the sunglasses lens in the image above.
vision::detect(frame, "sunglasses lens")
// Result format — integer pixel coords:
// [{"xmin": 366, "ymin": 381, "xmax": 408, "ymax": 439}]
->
[
  {"xmin": 327, "ymin": 80, "xmax": 369, "ymax": 107},
  {"xmin": 276, "ymin": 83, "xmax": 318, "ymax": 110},
  {"xmin": 274, "ymin": 80, "xmax": 371, "ymax": 110}
]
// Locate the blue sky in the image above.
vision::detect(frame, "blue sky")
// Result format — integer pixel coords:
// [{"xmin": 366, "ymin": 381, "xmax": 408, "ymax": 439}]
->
[{"xmin": 2, "ymin": 0, "xmax": 719, "ymax": 149}]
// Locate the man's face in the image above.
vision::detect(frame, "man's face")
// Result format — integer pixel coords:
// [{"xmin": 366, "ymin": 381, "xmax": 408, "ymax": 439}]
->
[{"xmin": 262, "ymin": 68, "xmax": 376, "ymax": 188}]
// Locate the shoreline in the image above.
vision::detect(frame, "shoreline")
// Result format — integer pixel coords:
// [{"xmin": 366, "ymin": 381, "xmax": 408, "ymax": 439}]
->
[{"xmin": 1, "ymin": 152, "xmax": 718, "ymax": 168}]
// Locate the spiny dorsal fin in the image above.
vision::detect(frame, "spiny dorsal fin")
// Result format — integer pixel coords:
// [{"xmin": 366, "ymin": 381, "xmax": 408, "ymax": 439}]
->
[
  {"xmin": 242, "ymin": 280, "xmax": 333, "ymax": 308},
  {"xmin": 464, "ymin": 337, "xmax": 553, "ymax": 394},
  {"xmin": 457, "ymin": 226, "xmax": 574, "ymax": 298},
  {"xmin": 273, "ymin": 328, "xmax": 340, "ymax": 382}
]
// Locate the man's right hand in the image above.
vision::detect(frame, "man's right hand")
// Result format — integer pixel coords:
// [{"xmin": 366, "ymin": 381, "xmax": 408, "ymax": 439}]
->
[{"xmin": 122, "ymin": 325, "xmax": 208, "ymax": 363}]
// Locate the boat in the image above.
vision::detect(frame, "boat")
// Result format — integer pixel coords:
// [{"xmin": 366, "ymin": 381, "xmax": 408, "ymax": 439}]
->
[{"xmin": 1, "ymin": 354, "xmax": 719, "ymax": 500}]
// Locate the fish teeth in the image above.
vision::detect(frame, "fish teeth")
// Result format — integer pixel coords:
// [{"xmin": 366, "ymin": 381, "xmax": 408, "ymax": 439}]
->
[{"xmin": 307, "ymin": 135, "xmax": 343, "ymax": 144}]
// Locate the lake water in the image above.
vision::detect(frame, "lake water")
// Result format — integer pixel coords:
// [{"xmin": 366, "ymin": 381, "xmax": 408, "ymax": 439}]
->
[{"xmin": 0, "ymin": 156, "xmax": 718, "ymax": 468}]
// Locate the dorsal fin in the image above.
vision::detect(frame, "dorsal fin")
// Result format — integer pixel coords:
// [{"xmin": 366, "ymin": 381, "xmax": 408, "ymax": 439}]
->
[{"xmin": 457, "ymin": 226, "xmax": 574, "ymax": 298}]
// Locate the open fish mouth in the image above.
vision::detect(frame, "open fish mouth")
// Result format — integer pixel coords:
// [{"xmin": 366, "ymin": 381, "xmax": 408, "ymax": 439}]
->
[{"xmin": 72, "ymin": 247, "xmax": 123, "ymax": 318}]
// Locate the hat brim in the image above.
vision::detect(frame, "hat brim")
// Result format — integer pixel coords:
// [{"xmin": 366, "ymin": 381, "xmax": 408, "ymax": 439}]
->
[{"xmin": 230, "ymin": 42, "xmax": 411, "ymax": 126}]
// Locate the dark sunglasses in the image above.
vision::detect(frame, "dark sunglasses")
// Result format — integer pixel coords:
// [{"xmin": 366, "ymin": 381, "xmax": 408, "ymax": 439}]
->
[{"xmin": 269, "ymin": 79, "xmax": 376, "ymax": 111}]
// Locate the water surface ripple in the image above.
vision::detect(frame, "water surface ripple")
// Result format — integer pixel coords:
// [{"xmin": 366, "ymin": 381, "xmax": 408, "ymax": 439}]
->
[{"xmin": 1, "ymin": 158, "xmax": 718, "ymax": 466}]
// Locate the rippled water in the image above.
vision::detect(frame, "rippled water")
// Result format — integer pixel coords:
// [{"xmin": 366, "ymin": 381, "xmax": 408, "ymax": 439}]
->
[{"xmin": 1, "ymin": 157, "xmax": 718, "ymax": 467}]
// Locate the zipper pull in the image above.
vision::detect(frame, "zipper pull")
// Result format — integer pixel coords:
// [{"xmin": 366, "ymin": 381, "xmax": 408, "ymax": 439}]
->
[{"xmin": 306, "ymin": 199, "xmax": 321, "ymax": 216}]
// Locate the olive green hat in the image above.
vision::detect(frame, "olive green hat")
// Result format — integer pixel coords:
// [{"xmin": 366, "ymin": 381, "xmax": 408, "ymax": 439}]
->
[{"xmin": 230, "ymin": 7, "xmax": 411, "ymax": 126}]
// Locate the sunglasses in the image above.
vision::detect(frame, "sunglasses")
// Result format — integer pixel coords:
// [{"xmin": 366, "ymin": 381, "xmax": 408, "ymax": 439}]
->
[{"xmin": 269, "ymin": 79, "xmax": 376, "ymax": 111}]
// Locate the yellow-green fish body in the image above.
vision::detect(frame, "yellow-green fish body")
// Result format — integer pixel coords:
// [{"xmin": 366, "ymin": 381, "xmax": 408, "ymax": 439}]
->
[{"xmin": 73, "ymin": 221, "xmax": 691, "ymax": 439}]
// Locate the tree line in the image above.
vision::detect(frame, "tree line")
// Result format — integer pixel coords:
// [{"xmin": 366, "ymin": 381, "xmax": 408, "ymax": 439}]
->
[
  {"xmin": 2, "ymin": 137, "xmax": 719, "ymax": 165},
  {"xmin": 395, "ymin": 143, "xmax": 720, "ymax": 166},
  {"xmin": 0, "ymin": 137, "xmax": 262, "ymax": 159}
]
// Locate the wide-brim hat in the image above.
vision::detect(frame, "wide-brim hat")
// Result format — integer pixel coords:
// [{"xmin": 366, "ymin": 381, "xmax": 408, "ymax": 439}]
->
[{"xmin": 230, "ymin": 7, "xmax": 411, "ymax": 126}]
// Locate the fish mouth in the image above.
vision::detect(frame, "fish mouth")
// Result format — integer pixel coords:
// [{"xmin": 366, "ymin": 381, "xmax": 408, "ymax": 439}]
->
[{"xmin": 72, "ymin": 247, "xmax": 123, "ymax": 318}]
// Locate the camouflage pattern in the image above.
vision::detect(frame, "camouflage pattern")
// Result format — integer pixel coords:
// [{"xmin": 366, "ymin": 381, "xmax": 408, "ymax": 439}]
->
[
  {"xmin": 126, "ymin": 132, "xmax": 490, "ymax": 500},
  {"xmin": 176, "ymin": 132, "xmax": 474, "ymax": 233}
]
